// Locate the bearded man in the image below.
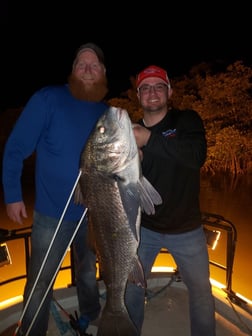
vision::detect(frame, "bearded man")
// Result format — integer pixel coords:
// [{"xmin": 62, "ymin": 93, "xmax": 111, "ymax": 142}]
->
[{"xmin": 2, "ymin": 43, "xmax": 109, "ymax": 336}]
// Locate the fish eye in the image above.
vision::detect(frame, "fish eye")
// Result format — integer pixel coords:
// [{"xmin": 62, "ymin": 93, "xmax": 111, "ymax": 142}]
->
[{"xmin": 98, "ymin": 126, "xmax": 105, "ymax": 134}]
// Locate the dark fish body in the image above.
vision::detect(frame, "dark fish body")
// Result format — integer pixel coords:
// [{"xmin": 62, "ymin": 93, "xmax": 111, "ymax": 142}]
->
[{"xmin": 74, "ymin": 106, "xmax": 162, "ymax": 336}]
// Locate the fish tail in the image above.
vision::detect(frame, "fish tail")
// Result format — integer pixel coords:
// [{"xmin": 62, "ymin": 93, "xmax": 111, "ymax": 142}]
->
[{"xmin": 97, "ymin": 309, "xmax": 139, "ymax": 336}]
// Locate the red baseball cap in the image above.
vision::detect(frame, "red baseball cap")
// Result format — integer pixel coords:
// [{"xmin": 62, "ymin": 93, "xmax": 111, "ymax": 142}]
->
[{"xmin": 136, "ymin": 65, "xmax": 170, "ymax": 88}]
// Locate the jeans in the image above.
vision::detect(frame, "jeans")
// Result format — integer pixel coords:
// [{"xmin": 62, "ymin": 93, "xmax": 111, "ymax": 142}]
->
[
  {"xmin": 17, "ymin": 211, "xmax": 100, "ymax": 336},
  {"xmin": 125, "ymin": 225, "xmax": 216, "ymax": 336}
]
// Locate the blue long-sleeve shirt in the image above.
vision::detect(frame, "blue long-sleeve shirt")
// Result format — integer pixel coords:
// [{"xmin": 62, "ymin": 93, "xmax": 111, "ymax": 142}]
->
[{"xmin": 2, "ymin": 85, "xmax": 108, "ymax": 221}]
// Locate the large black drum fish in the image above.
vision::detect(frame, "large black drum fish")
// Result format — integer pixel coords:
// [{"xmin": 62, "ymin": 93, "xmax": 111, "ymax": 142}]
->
[{"xmin": 74, "ymin": 106, "xmax": 162, "ymax": 336}]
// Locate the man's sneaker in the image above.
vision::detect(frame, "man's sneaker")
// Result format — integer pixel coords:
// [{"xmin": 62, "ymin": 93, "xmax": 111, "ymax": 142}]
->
[
  {"xmin": 69, "ymin": 314, "xmax": 90, "ymax": 335},
  {"xmin": 77, "ymin": 315, "xmax": 90, "ymax": 334}
]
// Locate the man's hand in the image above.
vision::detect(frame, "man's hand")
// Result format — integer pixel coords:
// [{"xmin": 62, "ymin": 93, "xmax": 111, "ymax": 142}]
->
[
  {"xmin": 132, "ymin": 124, "xmax": 151, "ymax": 148},
  {"xmin": 6, "ymin": 201, "xmax": 28, "ymax": 224}
]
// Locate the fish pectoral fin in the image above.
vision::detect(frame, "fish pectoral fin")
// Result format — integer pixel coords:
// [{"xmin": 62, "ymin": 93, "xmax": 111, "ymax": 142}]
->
[
  {"xmin": 118, "ymin": 181, "xmax": 139, "ymax": 211},
  {"xmin": 117, "ymin": 182, "xmax": 141, "ymax": 240},
  {"xmin": 128, "ymin": 255, "xmax": 146, "ymax": 289},
  {"xmin": 138, "ymin": 176, "xmax": 162, "ymax": 215}
]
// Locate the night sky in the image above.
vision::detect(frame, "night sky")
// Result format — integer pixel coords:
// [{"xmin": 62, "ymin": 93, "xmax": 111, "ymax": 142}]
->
[{"xmin": 1, "ymin": 4, "xmax": 252, "ymax": 110}]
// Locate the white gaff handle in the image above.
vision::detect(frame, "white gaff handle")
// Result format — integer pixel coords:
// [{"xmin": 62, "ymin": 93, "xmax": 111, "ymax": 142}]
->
[{"xmin": 14, "ymin": 170, "xmax": 83, "ymax": 336}]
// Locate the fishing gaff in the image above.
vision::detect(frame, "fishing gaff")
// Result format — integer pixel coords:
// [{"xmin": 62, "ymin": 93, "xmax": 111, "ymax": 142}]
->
[{"xmin": 13, "ymin": 170, "xmax": 87, "ymax": 336}]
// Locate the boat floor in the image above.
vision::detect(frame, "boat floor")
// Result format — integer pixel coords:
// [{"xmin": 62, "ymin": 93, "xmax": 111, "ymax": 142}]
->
[{"xmin": 1, "ymin": 277, "xmax": 252, "ymax": 336}]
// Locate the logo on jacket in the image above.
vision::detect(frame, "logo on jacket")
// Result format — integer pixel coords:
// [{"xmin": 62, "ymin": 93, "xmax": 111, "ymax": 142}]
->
[{"xmin": 162, "ymin": 129, "xmax": 176, "ymax": 138}]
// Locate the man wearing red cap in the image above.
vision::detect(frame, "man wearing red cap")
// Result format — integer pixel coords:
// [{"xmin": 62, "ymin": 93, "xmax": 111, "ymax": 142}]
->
[{"xmin": 125, "ymin": 65, "xmax": 216, "ymax": 335}]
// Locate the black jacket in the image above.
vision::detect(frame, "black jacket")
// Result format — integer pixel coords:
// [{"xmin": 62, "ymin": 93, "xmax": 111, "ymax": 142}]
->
[{"xmin": 140, "ymin": 108, "xmax": 207, "ymax": 233}]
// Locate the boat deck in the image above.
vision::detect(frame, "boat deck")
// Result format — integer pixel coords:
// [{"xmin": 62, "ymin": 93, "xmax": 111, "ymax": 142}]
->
[{"xmin": 1, "ymin": 277, "xmax": 252, "ymax": 336}]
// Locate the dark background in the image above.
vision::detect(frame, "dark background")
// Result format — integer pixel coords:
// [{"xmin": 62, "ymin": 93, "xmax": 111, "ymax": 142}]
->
[{"xmin": 1, "ymin": 3, "xmax": 252, "ymax": 109}]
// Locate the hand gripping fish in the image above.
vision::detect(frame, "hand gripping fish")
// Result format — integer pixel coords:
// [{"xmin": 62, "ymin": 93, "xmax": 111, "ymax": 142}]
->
[{"xmin": 74, "ymin": 106, "xmax": 162, "ymax": 336}]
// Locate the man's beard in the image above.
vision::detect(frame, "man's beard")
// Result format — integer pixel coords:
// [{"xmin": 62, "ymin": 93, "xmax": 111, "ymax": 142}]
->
[{"xmin": 68, "ymin": 74, "xmax": 108, "ymax": 102}]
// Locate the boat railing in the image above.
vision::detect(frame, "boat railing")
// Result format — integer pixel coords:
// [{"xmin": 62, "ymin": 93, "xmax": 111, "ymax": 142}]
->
[
  {"xmin": 0, "ymin": 226, "xmax": 74, "ymax": 286},
  {"xmin": 201, "ymin": 212, "xmax": 237, "ymax": 297},
  {"xmin": 0, "ymin": 212, "xmax": 242, "ymax": 306}
]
